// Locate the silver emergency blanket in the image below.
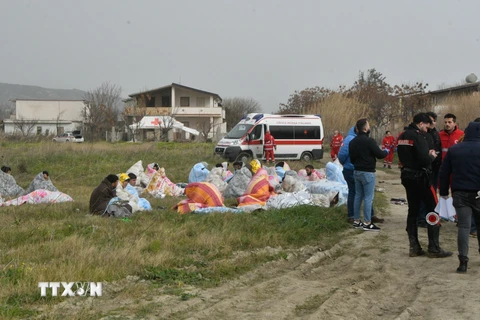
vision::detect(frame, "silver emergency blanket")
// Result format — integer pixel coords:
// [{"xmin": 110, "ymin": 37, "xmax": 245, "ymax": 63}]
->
[{"xmin": 0, "ymin": 171, "xmax": 25, "ymax": 198}]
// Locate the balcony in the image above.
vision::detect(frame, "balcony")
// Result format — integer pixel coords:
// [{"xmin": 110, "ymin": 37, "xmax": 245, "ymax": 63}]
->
[{"xmin": 124, "ymin": 107, "xmax": 224, "ymax": 118}]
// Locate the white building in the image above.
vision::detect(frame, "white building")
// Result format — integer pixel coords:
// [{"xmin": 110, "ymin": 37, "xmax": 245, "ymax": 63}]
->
[
  {"xmin": 125, "ymin": 83, "xmax": 226, "ymax": 141},
  {"xmin": 3, "ymin": 99, "xmax": 86, "ymax": 136}
]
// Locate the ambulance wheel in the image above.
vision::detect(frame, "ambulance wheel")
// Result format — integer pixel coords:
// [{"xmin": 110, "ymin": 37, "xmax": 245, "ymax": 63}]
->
[
  {"xmin": 236, "ymin": 152, "xmax": 252, "ymax": 163},
  {"xmin": 301, "ymin": 152, "xmax": 313, "ymax": 161}
]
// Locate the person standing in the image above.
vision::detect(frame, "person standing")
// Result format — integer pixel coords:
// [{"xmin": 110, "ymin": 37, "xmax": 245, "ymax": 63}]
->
[
  {"xmin": 439, "ymin": 113, "xmax": 464, "ymax": 159},
  {"xmin": 397, "ymin": 113, "xmax": 452, "ymax": 258},
  {"xmin": 349, "ymin": 119, "xmax": 388, "ymax": 231},
  {"xmin": 339, "ymin": 126, "xmax": 384, "ymax": 224},
  {"xmin": 382, "ymin": 131, "xmax": 396, "ymax": 169},
  {"xmin": 264, "ymin": 130, "xmax": 276, "ymax": 164},
  {"xmin": 439, "ymin": 121, "xmax": 480, "ymax": 273},
  {"xmin": 330, "ymin": 130, "xmax": 343, "ymax": 161}
]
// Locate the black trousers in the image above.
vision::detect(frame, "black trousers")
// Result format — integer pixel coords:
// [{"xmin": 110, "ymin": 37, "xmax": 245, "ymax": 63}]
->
[{"xmin": 401, "ymin": 176, "xmax": 437, "ymax": 231}]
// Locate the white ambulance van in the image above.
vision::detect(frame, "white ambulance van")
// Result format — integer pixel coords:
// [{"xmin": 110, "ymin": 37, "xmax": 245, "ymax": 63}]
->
[{"xmin": 214, "ymin": 113, "xmax": 324, "ymax": 162}]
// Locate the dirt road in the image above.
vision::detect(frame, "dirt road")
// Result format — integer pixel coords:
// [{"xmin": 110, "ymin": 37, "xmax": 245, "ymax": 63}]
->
[{"xmin": 51, "ymin": 170, "xmax": 479, "ymax": 319}]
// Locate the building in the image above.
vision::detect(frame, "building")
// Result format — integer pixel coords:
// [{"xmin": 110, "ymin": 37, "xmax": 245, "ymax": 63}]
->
[
  {"xmin": 429, "ymin": 82, "xmax": 480, "ymax": 106},
  {"xmin": 125, "ymin": 83, "xmax": 226, "ymax": 141},
  {"xmin": 3, "ymin": 99, "xmax": 86, "ymax": 136}
]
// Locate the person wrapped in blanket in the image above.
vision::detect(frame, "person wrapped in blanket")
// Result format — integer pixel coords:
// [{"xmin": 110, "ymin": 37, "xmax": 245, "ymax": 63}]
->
[
  {"xmin": 23, "ymin": 171, "xmax": 58, "ymax": 194},
  {"xmin": 116, "ymin": 173, "xmax": 144, "ymax": 213},
  {"xmin": 89, "ymin": 174, "xmax": 132, "ymax": 217},
  {"xmin": 0, "ymin": 165, "xmax": 25, "ymax": 198},
  {"xmin": 126, "ymin": 173, "xmax": 152, "ymax": 211}
]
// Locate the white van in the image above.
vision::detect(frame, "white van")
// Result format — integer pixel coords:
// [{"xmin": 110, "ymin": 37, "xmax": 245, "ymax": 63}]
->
[{"xmin": 214, "ymin": 113, "xmax": 324, "ymax": 162}]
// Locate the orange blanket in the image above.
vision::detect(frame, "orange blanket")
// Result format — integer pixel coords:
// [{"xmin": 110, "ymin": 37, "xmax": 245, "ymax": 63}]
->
[
  {"xmin": 174, "ymin": 182, "xmax": 224, "ymax": 214},
  {"xmin": 237, "ymin": 168, "xmax": 275, "ymax": 207}
]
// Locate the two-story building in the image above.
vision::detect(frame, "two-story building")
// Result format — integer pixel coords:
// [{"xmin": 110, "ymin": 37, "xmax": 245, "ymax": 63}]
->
[
  {"xmin": 125, "ymin": 83, "xmax": 226, "ymax": 141},
  {"xmin": 3, "ymin": 99, "xmax": 86, "ymax": 136}
]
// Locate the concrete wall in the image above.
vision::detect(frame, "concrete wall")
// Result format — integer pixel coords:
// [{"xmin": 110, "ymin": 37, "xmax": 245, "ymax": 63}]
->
[{"xmin": 16, "ymin": 100, "xmax": 85, "ymax": 121}]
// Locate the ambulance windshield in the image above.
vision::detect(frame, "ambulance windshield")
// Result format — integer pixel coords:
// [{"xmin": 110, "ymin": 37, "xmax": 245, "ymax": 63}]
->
[{"xmin": 225, "ymin": 124, "xmax": 253, "ymax": 139}]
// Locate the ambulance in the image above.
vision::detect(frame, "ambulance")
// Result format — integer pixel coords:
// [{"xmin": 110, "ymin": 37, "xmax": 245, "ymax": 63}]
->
[{"xmin": 214, "ymin": 113, "xmax": 324, "ymax": 162}]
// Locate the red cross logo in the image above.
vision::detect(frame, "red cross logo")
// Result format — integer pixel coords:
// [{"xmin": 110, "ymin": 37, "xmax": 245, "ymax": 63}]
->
[{"xmin": 151, "ymin": 118, "xmax": 162, "ymax": 126}]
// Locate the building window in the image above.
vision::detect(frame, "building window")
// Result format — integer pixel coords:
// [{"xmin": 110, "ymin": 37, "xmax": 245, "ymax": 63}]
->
[
  {"xmin": 180, "ymin": 97, "xmax": 190, "ymax": 107},
  {"xmin": 37, "ymin": 126, "xmax": 42, "ymax": 135},
  {"xmin": 162, "ymin": 96, "xmax": 171, "ymax": 107},
  {"xmin": 146, "ymin": 96, "xmax": 155, "ymax": 108},
  {"xmin": 45, "ymin": 129, "xmax": 50, "ymax": 136},
  {"xmin": 196, "ymin": 97, "xmax": 206, "ymax": 107}
]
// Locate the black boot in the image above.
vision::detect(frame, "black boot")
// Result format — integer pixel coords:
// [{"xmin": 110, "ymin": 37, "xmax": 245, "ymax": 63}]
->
[
  {"xmin": 427, "ymin": 225, "xmax": 453, "ymax": 258},
  {"xmin": 457, "ymin": 255, "xmax": 469, "ymax": 273},
  {"xmin": 407, "ymin": 224, "xmax": 425, "ymax": 257}
]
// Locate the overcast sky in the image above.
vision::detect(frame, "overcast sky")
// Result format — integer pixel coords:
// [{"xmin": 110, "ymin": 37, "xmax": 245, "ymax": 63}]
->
[{"xmin": 1, "ymin": 0, "xmax": 479, "ymax": 112}]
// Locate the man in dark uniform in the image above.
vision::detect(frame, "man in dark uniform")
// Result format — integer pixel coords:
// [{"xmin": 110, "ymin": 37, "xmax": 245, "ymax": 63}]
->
[{"xmin": 397, "ymin": 113, "xmax": 453, "ymax": 258}]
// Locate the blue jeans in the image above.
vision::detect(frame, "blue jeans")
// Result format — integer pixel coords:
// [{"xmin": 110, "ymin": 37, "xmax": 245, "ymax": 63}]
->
[
  {"xmin": 353, "ymin": 171, "xmax": 376, "ymax": 222},
  {"xmin": 343, "ymin": 169, "xmax": 375, "ymax": 219},
  {"xmin": 453, "ymin": 191, "xmax": 480, "ymax": 257}
]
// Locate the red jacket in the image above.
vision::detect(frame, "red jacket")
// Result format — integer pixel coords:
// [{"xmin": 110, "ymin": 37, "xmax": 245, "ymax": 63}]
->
[
  {"xmin": 439, "ymin": 126, "xmax": 464, "ymax": 159},
  {"xmin": 382, "ymin": 135, "xmax": 396, "ymax": 150},
  {"xmin": 264, "ymin": 132, "xmax": 276, "ymax": 151},
  {"xmin": 330, "ymin": 134, "xmax": 343, "ymax": 148}
]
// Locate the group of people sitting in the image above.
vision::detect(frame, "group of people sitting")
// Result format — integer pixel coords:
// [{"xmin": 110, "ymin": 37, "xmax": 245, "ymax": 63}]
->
[
  {"xmin": 89, "ymin": 172, "xmax": 152, "ymax": 218},
  {"xmin": 88, "ymin": 158, "xmax": 347, "ymax": 217},
  {"xmin": 0, "ymin": 166, "xmax": 73, "ymax": 206}
]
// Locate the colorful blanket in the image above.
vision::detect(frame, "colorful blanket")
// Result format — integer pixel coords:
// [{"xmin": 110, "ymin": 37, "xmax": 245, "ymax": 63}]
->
[
  {"xmin": 0, "ymin": 171, "xmax": 25, "ymax": 198},
  {"xmin": 237, "ymin": 168, "xmax": 275, "ymax": 207},
  {"xmin": 144, "ymin": 164, "xmax": 184, "ymax": 197},
  {"xmin": 0, "ymin": 189, "xmax": 73, "ymax": 207},
  {"xmin": 23, "ymin": 172, "xmax": 58, "ymax": 194},
  {"xmin": 174, "ymin": 182, "xmax": 224, "ymax": 214}
]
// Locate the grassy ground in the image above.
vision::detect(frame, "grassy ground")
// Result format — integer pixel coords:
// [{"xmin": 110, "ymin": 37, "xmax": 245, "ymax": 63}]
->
[{"xmin": 0, "ymin": 141, "xmax": 387, "ymax": 319}]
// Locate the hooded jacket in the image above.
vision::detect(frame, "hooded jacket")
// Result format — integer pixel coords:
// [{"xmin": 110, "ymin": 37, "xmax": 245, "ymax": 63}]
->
[
  {"xmin": 338, "ymin": 126, "xmax": 356, "ymax": 171},
  {"xmin": 349, "ymin": 130, "xmax": 388, "ymax": 172},
  {"xmin": 439, "ymin": 122, "xmax": 480, "ymax": 195},
  {"xmin": 89, "ymin": 178, "xmax": 116, "ymax": 214}
]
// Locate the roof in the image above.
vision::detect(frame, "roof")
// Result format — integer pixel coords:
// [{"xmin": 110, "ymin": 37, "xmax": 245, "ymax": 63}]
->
[
  {"xmin": 428, "ymin": 82, "xmax": 480, "ymax": 95},
  {"xmin": 10, "ymin": 99, "xmax": 87, "ymax": 102},
  {"xmin": 128, "ymin": 83, "xmax": 222, "ymax": 101}
]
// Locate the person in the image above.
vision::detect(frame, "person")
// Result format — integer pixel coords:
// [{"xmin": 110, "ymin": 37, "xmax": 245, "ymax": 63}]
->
[
  {"xmin": 233, "ymin": 161, "xmax": 243, "ymax": 172},
  {"xmin": 381, "ymin": 131, "xmax": 396, "ymax": 169},
  {"xmin": 1, "ymin": 166, "xmax": 11, "ymax": 174},
  {"xmin": 304, "ymin": 164, "xmax": 320, "ymax": 181},
  {"xmin": 89, "ymin": 174, "xmax": 120, "ymax": 215},
  {"xmin": 339, "ymin": 126, "xmax": 384, "ymax": 224},
  {"xmin": 397, "ymin": 113, "xmax": 452, "ymax": 258},
  {"xmin": 396, "ymin": 127, "xmax": 408, "ymax": 168},
  {"xmin": 264, "ymin": 130, "xmax": 276, "ymax": 163},
  {"xmin": 116, "ymin": 173, "xmax": 140, "ymax": 213},
  {"xmin": 439, "ymin": 113, "xmax": 464, "ymax": 159},
  {"xmin": 417, "ymin": 112, "xmax": 442, "ymax": 228},
  {"xmin": 439, "ymin": 120, "xmax": 480, "ymax": 273},
  {"xmin": 330, "ymin": 130, "xmax": 343, "ymax": 161},
  {"xmin": 349, "ymin": 119, "xmax": 388, "ymax": 231}
]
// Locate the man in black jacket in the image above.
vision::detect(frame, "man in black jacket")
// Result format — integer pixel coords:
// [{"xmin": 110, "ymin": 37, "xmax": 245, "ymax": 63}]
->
[
  {"xmin": 349, "ymin": 118, "xmax": 388, "ymax": 231},
  {"xmin": 440, "ymin": 120, "xmax": 480, "ymax": 273},
  {"xmin": 398, "ymin": 113, "xmax": 452, "ymax": 258},
  {"xmin": 418, "ymin": 111, "xmax": 442, "ymax": 228}
]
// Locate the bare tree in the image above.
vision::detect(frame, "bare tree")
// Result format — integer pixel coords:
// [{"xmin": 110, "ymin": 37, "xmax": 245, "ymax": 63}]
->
[
  {"xmin": 83, "ymin": 82, "xmax": 122, "ymax": 141},
  {"xmin": 223, "ymin": 97, "xmax": 262, "ymax": 131},
  {"xmin": 158, "ymin": 111, "xmax": 179, "ymax": 142},
  {"xmin": 122, "ymin": 93, "xmax": 149, "ymax": 142},
  {"xmin": 12, "ymin": 116, "xmax": 39, "ymax": 136}
]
